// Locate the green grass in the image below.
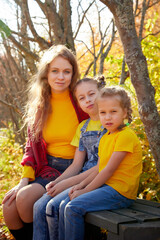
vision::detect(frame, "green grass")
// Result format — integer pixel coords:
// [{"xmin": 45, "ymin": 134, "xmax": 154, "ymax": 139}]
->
[{"xmin": 0, "ymin": 128, "xmax": 23, "ymax": 239}]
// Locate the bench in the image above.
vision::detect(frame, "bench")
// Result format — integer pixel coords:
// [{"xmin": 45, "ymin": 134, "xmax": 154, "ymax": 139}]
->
[{"xmin": 85, "ymin": 198, "xmax": 160, "ymax": 240}]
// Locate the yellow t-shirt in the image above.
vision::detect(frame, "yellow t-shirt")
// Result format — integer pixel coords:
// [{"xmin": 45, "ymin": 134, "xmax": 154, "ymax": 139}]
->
[
  {"xmin": 22, "ymin": 166, "xmax": 35, "ymax": 181},
  {"xmin": 71, "ymin": 119, "xmax": 102, "ymax": 147},
  {"xmin": 98, "ymin": 127, "xmax": 142, "ymax": 200},
  {"xmin": 22, "ymin": 89, "xmax": 79, "ymax": 180},
  {"xmin": 43, "ymin": 89, "xmax": 79, "ymax": 159}
]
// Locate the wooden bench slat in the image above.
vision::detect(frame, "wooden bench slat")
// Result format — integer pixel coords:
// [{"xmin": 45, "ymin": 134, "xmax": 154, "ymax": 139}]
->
[
  {"xmin": 136, "ymin": 198, "xmax": 160, "ymax": 208},
  {"xmin": 85, "ymin": 210, "xmax": 136, "ymax": 234},
  {"xmin": 130, "ymin": 202, "xmax": 160, "ymax": 216},
  {"xmin": 111, "ymin": 207, "xmax": 160, "ymax": 222}
]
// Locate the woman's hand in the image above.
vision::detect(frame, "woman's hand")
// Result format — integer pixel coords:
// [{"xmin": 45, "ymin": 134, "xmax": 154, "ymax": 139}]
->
[{"xmin": 2, "ymin": 178, "xmax": 29, "ymax": 205}]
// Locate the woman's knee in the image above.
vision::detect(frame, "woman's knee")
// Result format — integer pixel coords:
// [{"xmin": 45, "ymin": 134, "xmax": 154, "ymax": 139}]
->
[
  {"xmin": 3, "ymin": 200, "xmax": 17, "ymax": 220},
  {"xmin": 2, "ymin": 200, "xmax": 23, "ymax": 228},
  {"xmin": 16, "ymin": 184, "xmax": 46, "ymax": 211},
  {"xmin": 16, "ymin": 187, "xmax": 29, "ymax": 210}
]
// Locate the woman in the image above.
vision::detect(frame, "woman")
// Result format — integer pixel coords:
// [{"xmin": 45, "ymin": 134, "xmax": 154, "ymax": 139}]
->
[{"xmin": 2, "ymin": 45, "xmax": 88, "ymax": 240}]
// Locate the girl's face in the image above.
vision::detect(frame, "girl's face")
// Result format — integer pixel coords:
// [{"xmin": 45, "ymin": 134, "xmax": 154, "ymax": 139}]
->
[
  {"xmin": 48, "ymin": 56, "xmax": 73, "ymax": 93},
  {"xmin": 98, "ymin": 96, "xmax": 127, "ymax": 134},
  {"xmin": 75, "ymin": 82, "xmax": 99, "ymax": 118}
]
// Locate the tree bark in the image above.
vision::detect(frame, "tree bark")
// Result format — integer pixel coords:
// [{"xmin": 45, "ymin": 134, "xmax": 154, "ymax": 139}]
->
[{"xmin": 100, "ymin": 0, "xmax": 160, "ymax": 175}]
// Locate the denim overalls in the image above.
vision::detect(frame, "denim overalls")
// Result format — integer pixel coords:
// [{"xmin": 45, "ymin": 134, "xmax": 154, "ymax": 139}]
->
[{"xmin": 79, "ymin": 118, "xmax": 104, "ymax": 171}]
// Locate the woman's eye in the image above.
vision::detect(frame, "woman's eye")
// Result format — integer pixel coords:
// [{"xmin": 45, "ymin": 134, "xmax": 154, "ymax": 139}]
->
[
  {"xmin": 64, "ymin": 70, "xmax": 71, "ymax": 74},
  {"xmin": 52, "ymin": 69, "xmax": 57, "ymax": 73}
]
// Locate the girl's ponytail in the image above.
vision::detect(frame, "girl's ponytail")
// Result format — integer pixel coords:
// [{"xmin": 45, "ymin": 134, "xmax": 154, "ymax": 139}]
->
[{"xmin": 97, "ymin": 75, "xmax": 106, "ymax": 89}]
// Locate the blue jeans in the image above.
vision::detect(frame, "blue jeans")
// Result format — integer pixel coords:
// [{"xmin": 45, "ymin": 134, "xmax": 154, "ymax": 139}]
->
[
  {"xmin": 33, "ymin": 189, "xmax": 70, "ymax": 240},
  {"xmin": 59, "ymin": 185, "xmax": 134, "ymax": 240},
  {"xmin": 33, "ymin": 155, "xmax": 73, "ymax": 240}
]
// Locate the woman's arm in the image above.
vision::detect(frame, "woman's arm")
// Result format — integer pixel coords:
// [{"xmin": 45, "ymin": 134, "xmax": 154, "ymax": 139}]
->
[{"xmin": 70, "ymin": 151, "xmax": 127, "ymax": 200}]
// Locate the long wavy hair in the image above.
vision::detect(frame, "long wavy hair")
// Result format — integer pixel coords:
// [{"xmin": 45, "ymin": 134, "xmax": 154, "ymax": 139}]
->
[{"xmin": 24, "ymin": 45, "xmax": 79, "ymax": 141}]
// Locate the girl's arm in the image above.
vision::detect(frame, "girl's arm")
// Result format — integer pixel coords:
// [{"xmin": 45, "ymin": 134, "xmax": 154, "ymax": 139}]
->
[
  {"xmin": 46, "ymin": 148, "xmax": 86, "ymax": 196},
  {"xmin": 69, "ymin": 166, "xmax": 99, "ymax": 196},
  {"xmin": 46, "ymin": 164, "xmax": 98, "ymax": 197},
  {"xmin": 70, "ymin": 151, "xmax": 127, "ymax": 200}
]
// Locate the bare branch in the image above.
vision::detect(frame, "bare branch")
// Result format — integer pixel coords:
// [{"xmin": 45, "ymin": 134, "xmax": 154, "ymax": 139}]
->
[
  {"xmin": 21, "ymin": 0, "xmax": 50, "ymax": 50},
  {"xmin": 0, "ymin": 99, "xmax": 21, "ymax": 115},
  {"xmin": 73, "ymin": 0, "xmax": 94, "ymax": 39},
  {"xmin": 139, "ymin": 0, "xmax": 147, "ymax": 41}
]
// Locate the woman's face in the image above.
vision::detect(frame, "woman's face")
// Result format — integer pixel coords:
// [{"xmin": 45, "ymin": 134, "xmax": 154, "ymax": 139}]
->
[{"xmin": 48, "ymin": 56, "xmax": 73, "ymax": 93}]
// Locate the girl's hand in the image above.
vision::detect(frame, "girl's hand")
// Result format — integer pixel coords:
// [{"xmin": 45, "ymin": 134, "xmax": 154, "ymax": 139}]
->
[
  {"xmin": 2, "ymin": 178, "xmax": 28, "ymax": 206},
  {"xmin": 46, "ymin": 180, "xmax": 68, "ymax": 197},
  {"xmin": 69, "ymin": 189, "xmax": 86, "ymax": 200},
  {"xmin": 45, "ymin": 181, "xmax": 57, "ymax": 192},
  {"xmin": 69, "ymin": 183, "xmax": 83, "ymax": 196}
]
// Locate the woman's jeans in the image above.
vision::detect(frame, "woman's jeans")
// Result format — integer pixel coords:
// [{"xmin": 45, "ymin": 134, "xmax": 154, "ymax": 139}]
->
[{"xmin": 59, "ymin": 185, "xmax": 134, "ymax": 240}]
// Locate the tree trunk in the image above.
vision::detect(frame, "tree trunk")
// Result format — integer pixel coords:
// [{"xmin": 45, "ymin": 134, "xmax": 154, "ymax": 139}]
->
[{"xmin": 100, "ymin": 0, "xmax": 160, "ymax": 175}]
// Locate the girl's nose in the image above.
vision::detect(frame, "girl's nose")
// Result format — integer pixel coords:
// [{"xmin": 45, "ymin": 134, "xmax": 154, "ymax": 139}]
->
[
  {"xmin": 86, "ymin": 96, "xmax": 91, "ymax": 103},
  {"xmin": 105, "ymin": 114, "xmax": 111, "ymax": 120}
]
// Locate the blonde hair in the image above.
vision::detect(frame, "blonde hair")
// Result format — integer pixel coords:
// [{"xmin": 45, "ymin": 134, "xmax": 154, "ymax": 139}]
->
[
  {"xmin": 24, "ymin": 45, "xmax": 79, "ymax": 141},
  {"xmin": 99, "ymin": 86, "xmax": 132, "ymax": 129}
]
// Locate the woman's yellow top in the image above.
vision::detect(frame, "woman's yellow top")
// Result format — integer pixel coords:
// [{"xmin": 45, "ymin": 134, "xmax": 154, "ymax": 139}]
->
[{"xmin": 22, "ymin": 89, "xmax": 79, "ymax": 180}]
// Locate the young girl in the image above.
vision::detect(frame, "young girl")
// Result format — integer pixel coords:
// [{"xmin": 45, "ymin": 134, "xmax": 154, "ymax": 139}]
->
[
  {"xmin": 59, "ymin": 86, "xmax": 142, "ymax": 240},
  {"xmin": 33, "ymin": 77, "xmax": 106, "ymax": 240}
]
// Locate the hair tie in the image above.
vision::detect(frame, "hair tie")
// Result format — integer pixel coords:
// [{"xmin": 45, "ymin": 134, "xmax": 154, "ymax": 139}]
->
[{"xmin": 125, "ymin": 123, "xmax": 130, "ymax": 126}]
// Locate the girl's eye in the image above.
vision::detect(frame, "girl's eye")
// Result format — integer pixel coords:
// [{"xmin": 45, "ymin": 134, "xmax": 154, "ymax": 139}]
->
[
  {"xmin": 112, "ymin": 110, "xmax": 117, "ymax": 113},
  {"xmin": 99, "ymin": 111, "xmax": 105, "ymax": 114},
  {"xmin": 79, "ymin": 97, "xmax": 84, "ymax": 101},
  {"xmin": 89, "ymin": 92, "xmax": 95, "ymax": 96}
]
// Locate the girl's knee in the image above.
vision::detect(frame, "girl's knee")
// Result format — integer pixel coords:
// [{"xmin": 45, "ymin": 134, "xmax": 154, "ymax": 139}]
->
[
  {"xmin": 46, "ymin": 200, "xmax": 59, "ymax": 216},
  {"xmin": 59, "ymin": 200, "xmax": 66, "ymax": 214},
  {"xmin": 59, "ymin": 197, "xmax": 70, "ymax": 215},
  {"xmin": 65, "ymin": 201, "xmax": 83, "ymax": 218}
]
